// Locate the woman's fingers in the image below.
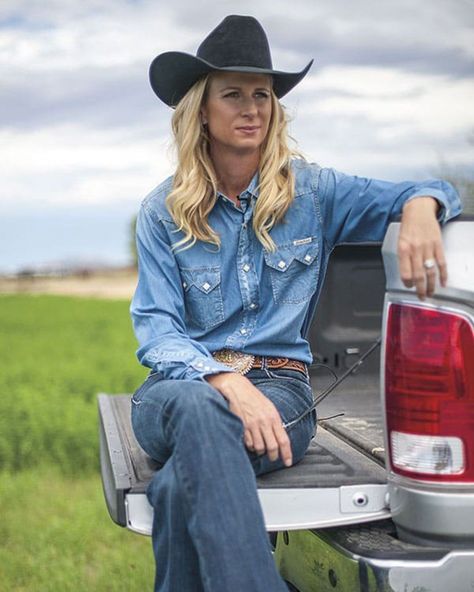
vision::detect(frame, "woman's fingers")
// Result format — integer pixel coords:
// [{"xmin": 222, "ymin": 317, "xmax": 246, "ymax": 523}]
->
[
  {"xmin": 227, "ymin": 394, "xmax": 254, "ymax": 449},
  {"xmin": 424, "ymin": 256, "xmax": 437, "ymax": 298},
  {"xmin": 399, "ymin": 239, "xmax": 447, "ymax": 299},
  {"xmin": 244, "ymin": 429, "xmax": 254, "ymax": 451},
  {"xmin": 246, "ymin": 404, "xmax": 292, "ymax": 466},
  {"xmin": 398, "ymin": 197, "xmax": 447, "ymax": 300},
  {"xmin": 273, "ymin": 424, "xmax": 293, "ymax": 467},
  {"xmin": 412, "ymin": 248, "xmax": 428, "ymax": 299},
  {"xmin": 250, "ymin": 428, "xmax": 266, "ymax": 457},
  {"xmin": 398, "ymin": 240, "xmax": 414, "ymax": 288}
]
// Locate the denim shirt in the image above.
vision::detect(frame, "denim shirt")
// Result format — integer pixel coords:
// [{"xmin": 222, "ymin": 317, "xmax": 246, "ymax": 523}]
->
[{"xmin": 130, "ymin": 159, "xmax": 461, "ymax": 381}]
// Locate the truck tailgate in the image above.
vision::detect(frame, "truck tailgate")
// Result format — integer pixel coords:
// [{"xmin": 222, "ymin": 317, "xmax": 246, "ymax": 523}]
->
[{"xmin": 99, "ymin": 392, "xmax": 389, "ymax": 535}]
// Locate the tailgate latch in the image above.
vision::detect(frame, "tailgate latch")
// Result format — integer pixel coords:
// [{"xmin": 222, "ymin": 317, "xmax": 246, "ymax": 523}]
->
[{"xmin": 340, "ymin": 484, "xmax": 389, "ymax": 514}]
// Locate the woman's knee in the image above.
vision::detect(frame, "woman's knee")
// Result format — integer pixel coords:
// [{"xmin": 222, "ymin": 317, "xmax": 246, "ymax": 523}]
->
[{"xmin": 163, "ymin": 380, "xmax": 224, "ymax": 415}]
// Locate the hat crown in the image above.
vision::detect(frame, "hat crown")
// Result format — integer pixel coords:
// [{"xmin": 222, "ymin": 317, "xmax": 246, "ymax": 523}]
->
[{"xmin": 197, "ymin": 15, "xmax": 273, "ymax": 70}]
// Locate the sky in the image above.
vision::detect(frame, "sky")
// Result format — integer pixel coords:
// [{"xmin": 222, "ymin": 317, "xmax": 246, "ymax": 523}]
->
[{"xmin": 1, "ymin": 0, "xmax": 473, "ymax": 273}]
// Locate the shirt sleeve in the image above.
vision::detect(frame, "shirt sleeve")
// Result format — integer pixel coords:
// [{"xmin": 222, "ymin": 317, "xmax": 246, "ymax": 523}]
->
[
  {"xmin": 316, "ymin": 167, "xmax": 462, "ymax": 250},
  {"xmin": 130, "ymin": 203, "xmax": 233, "ymax": 381}
]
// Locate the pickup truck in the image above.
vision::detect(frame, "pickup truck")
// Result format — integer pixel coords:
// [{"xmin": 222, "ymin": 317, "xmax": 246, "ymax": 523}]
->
[{"xmin": 98, "ymin": 219, "xmax": 474, "ymax": 592}]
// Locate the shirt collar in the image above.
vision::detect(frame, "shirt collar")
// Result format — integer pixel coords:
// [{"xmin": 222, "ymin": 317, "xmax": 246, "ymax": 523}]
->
[
  {"xmin": 216, "ymin": 170, "xmax": 260, "ymax": 201},
  {"xmin": 245, "ymin": 171, "xmax": 260, "ymax": 199}
]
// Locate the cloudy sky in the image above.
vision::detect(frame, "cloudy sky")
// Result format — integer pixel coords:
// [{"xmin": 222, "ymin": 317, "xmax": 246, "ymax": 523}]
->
[{"xmin": 1, "ymin": 0, "xmax": 473, "ymax": 272}]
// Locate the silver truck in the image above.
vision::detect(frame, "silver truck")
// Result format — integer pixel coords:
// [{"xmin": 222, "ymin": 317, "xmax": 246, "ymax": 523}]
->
[{"xmin": 98, "ymin": 219, "xmax": 474, "ymax": 591}]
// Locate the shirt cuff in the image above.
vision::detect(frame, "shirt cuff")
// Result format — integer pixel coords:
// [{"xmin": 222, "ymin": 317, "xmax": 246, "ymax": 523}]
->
[
  {"xmin": 145, "ymin": 348, "xmax": 234, "ymax": 382},
  {"xmin": 185, "ymin": 357, "xmax": 235, "ymax": 382}
]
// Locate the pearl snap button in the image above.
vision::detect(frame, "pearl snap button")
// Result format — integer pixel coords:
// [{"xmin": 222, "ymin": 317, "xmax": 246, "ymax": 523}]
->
[
  {"xmin": 202, "ymin": 282, "xmax": 211, "ymax": 291},
  {"xmin": 304, "ymin": 254, "xmax": 312, "ymax": 262},
  {"xmin": 278, "ymin": 260, "xmax": 286, "ymax": 269},
  {"xmin": 242, "ymin": 264, "xmax": 250, "ymax": 272},
  {"xmin": 182, "ymin": 281, "xmax": 187, "ymax": 288},
  {"xmin": 196, "ymin": 362, "xmax": 204, "ymax": 368},
  {"xmin": 240, "ymin": 328, "xmax": 247, "ymax": 335},
  {"xmin": 249, "ymin": 303, "xmax": 257, "ymax": 309}
]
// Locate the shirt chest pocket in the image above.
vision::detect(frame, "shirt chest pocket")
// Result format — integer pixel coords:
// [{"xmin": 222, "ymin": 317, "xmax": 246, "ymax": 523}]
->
[
  {"xmin": 180, "ymin": 267, "xmax": 225, "ymax": 330},
  {"xmin": 263, "ymin": 238, "xmax": 320, "ymax": 304}
]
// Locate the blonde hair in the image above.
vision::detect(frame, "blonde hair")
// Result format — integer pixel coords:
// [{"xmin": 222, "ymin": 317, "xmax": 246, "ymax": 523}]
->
[{"xmin": 166, "ymin": 74, "xmax": 299, "ymax": 251}]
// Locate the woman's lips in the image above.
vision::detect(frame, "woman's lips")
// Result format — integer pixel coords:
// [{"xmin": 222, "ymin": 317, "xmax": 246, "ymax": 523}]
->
[{"xmin": 236, "ymin": 126, "xmax": 260, "ymax": 133}]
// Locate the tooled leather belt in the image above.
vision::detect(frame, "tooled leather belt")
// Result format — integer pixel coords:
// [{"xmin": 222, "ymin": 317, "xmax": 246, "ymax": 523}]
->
[{"xmin": 212, "ymin": 349, "xmax": 308, "ymax": 377}]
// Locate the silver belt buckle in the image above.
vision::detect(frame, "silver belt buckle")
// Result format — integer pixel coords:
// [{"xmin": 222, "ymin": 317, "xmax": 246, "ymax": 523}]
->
[{"xmin": 212, "ymin": 349, "xmax": 255, "ymax": 375}]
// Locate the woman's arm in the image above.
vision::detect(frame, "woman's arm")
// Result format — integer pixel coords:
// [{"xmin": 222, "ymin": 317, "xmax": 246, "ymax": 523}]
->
[
  {"xmin": 131, "ymin": 203, "xmax": 232, "ymax": 381},
  {"xmin": 316, "ymin": 167, "xmax": 462, "ymax": 299}
]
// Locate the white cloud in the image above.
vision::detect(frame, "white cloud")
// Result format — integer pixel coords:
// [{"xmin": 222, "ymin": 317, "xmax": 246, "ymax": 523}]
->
[
  {"xmin": 0, "ymin": 124, "xmax": 174, "ymax": 208},
  {"xmin": 281, "ymin": 65, "xmax": 474, "ymax": 178},
  {"xmin": 300, "ymin": 67, "xmax": 474, "ymax": 134}
]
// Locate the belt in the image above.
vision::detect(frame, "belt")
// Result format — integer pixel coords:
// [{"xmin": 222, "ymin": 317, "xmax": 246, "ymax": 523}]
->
[{"xmin": 212, "ymin": 349, "xmax": 308, "ymax": 377}]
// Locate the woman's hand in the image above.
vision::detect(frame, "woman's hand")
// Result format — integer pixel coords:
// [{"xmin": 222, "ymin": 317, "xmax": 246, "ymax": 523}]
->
[
  {"xmin": 398, "ymin": 197, "xmax": 447, "ymax": 300},
  {"xmin": 206, "ymin": 372, "xmax": 292, "ymax": 467}
]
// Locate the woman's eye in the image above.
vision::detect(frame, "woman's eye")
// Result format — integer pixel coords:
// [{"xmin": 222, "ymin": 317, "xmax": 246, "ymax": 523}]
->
[
  {"xmin": 224, "ymin": 91, "xmax": 239, "ymax": 98},
  {"xmin": 255, "ymin": 92, "xmax": 270, "ymax": 99}
]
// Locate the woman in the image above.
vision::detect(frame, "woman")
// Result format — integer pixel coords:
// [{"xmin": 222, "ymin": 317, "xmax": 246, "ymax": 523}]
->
[{"xmin": 130, "ymin": 15, "xmax": 461, "ymax": 592}]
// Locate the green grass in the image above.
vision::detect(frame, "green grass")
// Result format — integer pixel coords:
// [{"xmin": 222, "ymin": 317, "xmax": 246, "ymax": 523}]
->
[
  {"xmin": 0, "ymin": 294, "xmax": 153, "ymax": 591},
  {"xmin": 0, "ymin": 294, "xmax": 147, "ymax": 474},
  {"xmin": 0, "ymin": 467, "xmax": 154, "ymax": 591}
]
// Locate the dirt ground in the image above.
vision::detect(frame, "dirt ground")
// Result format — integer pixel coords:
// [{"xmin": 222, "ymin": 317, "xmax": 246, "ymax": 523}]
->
[{"xmin": 0, "ymin": 268, "xmax": 138, "ymax": 300}]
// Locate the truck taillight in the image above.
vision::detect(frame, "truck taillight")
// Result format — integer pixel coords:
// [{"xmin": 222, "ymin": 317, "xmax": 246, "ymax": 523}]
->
[{"xmin": 385, "ymin": 303, "xmax": 474, "ymax": 482}]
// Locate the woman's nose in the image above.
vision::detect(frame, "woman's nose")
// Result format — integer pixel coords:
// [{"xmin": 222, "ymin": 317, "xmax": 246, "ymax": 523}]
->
[{"xmin": 240, "ymin": 97, "xmax": 258, "ymax": 116}]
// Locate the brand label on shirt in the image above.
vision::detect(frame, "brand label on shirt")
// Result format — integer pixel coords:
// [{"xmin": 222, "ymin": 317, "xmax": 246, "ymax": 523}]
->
[{"xmin": 293, "ymin": 237, "xmax": 313, "ymax": 246}]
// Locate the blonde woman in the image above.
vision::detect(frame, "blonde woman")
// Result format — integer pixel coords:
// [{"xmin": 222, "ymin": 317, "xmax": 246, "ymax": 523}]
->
[{"xmin": 130, "ymin": 15, "xmax": 461, "ymax": 592}]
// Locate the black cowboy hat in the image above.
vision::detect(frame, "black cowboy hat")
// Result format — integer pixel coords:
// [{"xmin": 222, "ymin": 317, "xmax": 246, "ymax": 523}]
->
[{"xmin": 149, "ymin": 15, "xmax": 313, "ymax": 107}]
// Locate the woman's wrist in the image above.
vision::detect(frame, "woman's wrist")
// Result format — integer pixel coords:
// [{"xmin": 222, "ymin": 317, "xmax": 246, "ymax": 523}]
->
[{"xmin": 402, "ymin": 196, "xmax": 439, "ymax": 216}]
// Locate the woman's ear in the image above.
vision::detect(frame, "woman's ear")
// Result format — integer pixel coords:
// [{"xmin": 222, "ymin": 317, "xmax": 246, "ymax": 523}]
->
[{"xmin": 200, "ymin": 108, "xmax": 208, "ymax": 126}]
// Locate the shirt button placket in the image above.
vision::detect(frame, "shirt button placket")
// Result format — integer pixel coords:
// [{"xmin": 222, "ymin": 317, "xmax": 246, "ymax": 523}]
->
[{"xmin": 233, "ymin": 207, "xmax": 259, "ymax": 346}]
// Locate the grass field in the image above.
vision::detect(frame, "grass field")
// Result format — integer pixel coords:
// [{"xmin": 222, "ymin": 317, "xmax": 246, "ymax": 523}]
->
[{"xmin": 0, "ymin": 295, "xmax": 154, "ymax": 591}]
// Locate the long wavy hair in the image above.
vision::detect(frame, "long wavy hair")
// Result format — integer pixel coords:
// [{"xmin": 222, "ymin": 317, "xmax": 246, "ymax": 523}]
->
[{"xmin": 166, "ymin": 73, "xmax": 299, "ymax": 252}]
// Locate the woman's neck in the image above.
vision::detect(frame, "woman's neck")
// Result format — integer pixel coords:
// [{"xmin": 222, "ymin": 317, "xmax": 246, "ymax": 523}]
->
[{"xmin": 210, "ymin": 146, "xmax": 260, "ymax": 203}]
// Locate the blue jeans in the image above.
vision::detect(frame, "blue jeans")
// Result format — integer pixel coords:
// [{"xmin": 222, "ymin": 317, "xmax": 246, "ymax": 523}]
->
[{"xmin": 131, "ymin": 368, "xmax": 317, "ymax": 592}]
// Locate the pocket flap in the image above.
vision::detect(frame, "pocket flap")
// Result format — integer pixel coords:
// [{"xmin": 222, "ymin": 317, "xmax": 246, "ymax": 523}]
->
[
  {"xmin": 264, "ymin": 239, "xmax": 319, "ymax": 272},
  {"xmin": 181, "ymin": 268, "xmax": 221, "ymax": 294}
]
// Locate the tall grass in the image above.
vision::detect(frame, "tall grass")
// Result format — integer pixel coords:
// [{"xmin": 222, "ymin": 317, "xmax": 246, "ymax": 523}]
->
[
  {"xmin": 0, "ymin": 294, "xmax": 153, "ymax": 591},
  {"xmin": 0, "ymin": 467, "xmax": 154, "ymax": 591},
  {"xmin": 0, "ymin": 294, "xmax": 147, "ymax": 474}
]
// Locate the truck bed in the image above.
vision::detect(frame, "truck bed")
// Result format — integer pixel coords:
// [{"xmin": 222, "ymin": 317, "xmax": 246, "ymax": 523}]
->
[{"xmin": 317, "ymin": 371, "xmax": 385, "ymax": 464}]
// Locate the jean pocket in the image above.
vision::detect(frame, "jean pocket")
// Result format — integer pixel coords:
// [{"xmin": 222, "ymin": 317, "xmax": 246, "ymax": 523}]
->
[
  {"xmin": 263, "ymin": 237, "xmax": 319, "ymax": 304},
  {"xmin": 265, "ymin": 368, "xmax": 310, "ymax": 385},
  {"xmin": 131, "ymin": 372, "xmax": 161, "ymax": 406},
  {"xmin": 181, "ymin": 266, "xmax": 225, "ymax": 330}
]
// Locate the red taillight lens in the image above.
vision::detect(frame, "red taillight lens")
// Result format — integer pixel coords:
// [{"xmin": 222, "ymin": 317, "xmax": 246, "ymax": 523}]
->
[{"xmin": 385, "ymin": 303, "xmax": 474, "ymax": 482}]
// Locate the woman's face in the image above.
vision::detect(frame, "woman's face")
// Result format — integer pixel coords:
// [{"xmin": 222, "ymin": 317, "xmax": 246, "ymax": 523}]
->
[{"xmin": 201, "ymin": 71, "xmax": 272, "ymax": 156}]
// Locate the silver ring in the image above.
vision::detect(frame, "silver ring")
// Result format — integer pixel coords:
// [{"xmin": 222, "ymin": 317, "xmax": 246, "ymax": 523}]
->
[{"xmin": 423, "ymin": 258, "xmax": 436, "ymax": 270}]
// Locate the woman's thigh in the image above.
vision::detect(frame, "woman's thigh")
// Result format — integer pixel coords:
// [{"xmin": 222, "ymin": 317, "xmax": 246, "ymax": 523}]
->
[{"xmin": 130, "ymin": 373, "xmax": 230, "ymax": 464}]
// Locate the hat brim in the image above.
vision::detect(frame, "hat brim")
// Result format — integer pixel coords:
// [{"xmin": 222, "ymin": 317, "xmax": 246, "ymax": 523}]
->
[{"xmin": 149, "ymin": 51, "xmax": 314, "ymax": 107}]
